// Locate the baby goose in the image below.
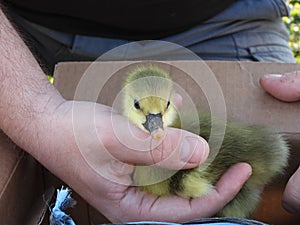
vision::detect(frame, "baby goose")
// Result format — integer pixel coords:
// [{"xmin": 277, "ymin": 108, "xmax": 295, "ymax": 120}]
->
[{"xmin": 122, "ymin": 65, "xmax": 289, "ymax": 218}]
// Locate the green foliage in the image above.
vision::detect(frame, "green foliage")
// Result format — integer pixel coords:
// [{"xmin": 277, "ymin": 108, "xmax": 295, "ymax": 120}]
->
[
  {"xmin": 284, "ymin": 1, "xmax": 300, "ymax": 63},
  {"xmin": 47, "ymin": 75, "xmax": 54, "ymax": 83}
]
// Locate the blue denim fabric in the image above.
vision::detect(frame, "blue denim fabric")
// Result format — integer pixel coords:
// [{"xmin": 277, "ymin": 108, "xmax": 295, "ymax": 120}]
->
[{"xmin": 11, "ymin": 0, "xmax": 295, "ymax": 72}]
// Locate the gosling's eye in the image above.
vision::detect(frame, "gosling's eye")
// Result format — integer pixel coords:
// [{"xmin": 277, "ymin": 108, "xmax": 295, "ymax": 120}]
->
[
  {"xmin": 166, "ymin": 100, "xmax": 170, "ymax": 109},
  {"xmin": 134, "ymin": 99, "xmax": 141, "ymax": 110}
]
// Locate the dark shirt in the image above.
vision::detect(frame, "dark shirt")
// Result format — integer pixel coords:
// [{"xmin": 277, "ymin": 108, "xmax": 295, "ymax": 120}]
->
[{"xmin": 5, "ymin": 0, "xmax": 236, "ymax": 39}]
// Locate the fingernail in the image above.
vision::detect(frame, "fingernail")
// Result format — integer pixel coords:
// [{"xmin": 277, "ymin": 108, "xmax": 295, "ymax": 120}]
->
[
  {"xmin": 180, "ymin": 137, "xmax": 208, "ymax": 164},
  {"xmin": 282, "ymin": 201, "xmax": 299, "ymax": 214},
  {"xmin": 264, "ymin": 74, "xmax": 284, "ymax": 79}
]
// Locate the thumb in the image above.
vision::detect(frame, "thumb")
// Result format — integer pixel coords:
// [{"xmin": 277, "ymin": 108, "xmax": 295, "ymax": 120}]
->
[
  {"xmin": 102, "ymin": 114, "xmax": 209, "ymax": 170},
  {"xmin": 260, "ymin": 71, "xmax": 300, "ymax": 102},
  {"xmin": 282, "ymin": 166, "xmax": 300, "ymax": 214}
]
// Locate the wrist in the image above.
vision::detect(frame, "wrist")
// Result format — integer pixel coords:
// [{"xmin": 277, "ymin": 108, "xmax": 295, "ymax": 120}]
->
[
  {"xmin": 24, "ymin": 93, "xmax": 67, "ymax": 160},
  {"xmin": 2, "ymin": 83, "xmax": 66, "ymax": 160}
]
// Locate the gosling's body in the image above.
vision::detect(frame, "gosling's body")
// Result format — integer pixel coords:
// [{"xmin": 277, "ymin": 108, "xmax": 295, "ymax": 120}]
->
[{"xmin": 123, "ymin": 65, "xmax": 289, "ymax": 218}]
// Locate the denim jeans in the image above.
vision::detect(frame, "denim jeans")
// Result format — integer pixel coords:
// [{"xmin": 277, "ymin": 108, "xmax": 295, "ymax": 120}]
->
[{"xmin": 10, "ymin": 0, "xmax": 295, "ymax": 73}]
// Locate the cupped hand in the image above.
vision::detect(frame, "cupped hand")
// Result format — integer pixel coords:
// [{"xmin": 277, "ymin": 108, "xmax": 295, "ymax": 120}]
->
[{"xmin": 37, "ymin": 100, "xmax": 251, "ymax": 222}]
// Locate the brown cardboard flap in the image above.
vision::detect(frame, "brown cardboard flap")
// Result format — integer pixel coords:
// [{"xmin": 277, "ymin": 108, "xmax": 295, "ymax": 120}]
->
[
  {"xmin": 0, "ymin": 130, "xmax": 44, "ymax": 225},
  {"xmin": 0, "ymin": 130, "xmax": 23, "ymax": 190},
  {"xmin": 54, "ymin": 60, "xmax": 300, "ymax": 138}
]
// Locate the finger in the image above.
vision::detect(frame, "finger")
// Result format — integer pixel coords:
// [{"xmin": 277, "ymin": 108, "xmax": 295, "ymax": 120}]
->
[
  {"xmin": 282, "ymin": 166, "xmax": 300, "ymax": 214},
  {"xmin": 101, "ymin": 113, "xmax": 209, "ymax": 170},
  {"xmin": 117, "ymin": 163, "xmax": 251, "ymax": 223},
  {"xmin": 260, "ymin": 71, "xmax": 300, "ymax": 102},
  {"xmin": 189, "ymin": 162, "xmax": 252, "ymax": 216}
]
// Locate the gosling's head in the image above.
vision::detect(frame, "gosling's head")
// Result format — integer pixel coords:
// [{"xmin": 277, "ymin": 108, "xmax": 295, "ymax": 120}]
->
[{"xmin": 123, "ymin": 65, "xmax": 177, "ymax": 139}]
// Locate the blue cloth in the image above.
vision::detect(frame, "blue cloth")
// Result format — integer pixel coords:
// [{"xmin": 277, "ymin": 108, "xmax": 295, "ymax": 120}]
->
[
  {"xmin": 10, "ymin": 0, "xmax": 295, "ymax": 73},
  {"xmin": 49, "ymin": 187, "xmax": 77, "ymax": 225},
  {"xmin": 61, "ymin": 0, "xmax": 293, "ymax": 62}
]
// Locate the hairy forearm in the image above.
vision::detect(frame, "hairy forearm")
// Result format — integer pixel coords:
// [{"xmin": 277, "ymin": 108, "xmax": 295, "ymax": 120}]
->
[{"xmin": 0, "ymin": 7, "xmax": 65, "ymax": 155}]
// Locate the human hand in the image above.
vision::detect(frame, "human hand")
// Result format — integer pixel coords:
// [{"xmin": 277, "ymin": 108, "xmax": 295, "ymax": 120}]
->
[
  {"xmin": 260, "ymin": 71, "xmax": 300, "ymax": 214},
  {"xmin": 38, "ymin": 100, "xmax": 251, "ymax": 223},
  {"xmin": 282, "ymin": 167, "xmax": 300, "ymax": 214}
]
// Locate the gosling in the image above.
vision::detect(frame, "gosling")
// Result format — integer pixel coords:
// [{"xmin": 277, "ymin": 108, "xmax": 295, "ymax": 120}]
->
[{"xmin": 122, "ymin": 65, "xmax": 289, "ymax": 218}]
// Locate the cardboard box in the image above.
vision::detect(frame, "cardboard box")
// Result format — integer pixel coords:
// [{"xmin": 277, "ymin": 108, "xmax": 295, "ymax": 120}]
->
[
  {"xmin": 1, "ymin": 61, "xmax": 300, "ymax": 224},
  {"xmin": 0, "ymin": 130, "xmax": 44, "ymax": 225}
]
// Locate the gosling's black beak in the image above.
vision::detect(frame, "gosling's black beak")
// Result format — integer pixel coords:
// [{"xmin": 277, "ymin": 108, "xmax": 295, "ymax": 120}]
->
[{"xmin": 143, "ymin": 113, "xmax": 163, "ymax": 134}]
